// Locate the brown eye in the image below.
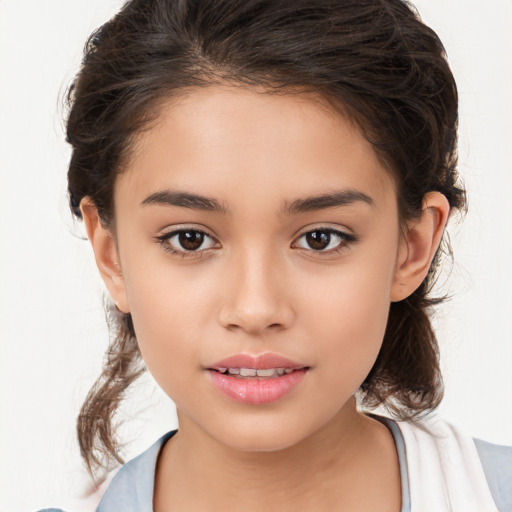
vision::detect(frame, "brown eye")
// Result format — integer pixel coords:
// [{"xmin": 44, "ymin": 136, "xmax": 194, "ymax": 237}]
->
[
  {"xmin": 157, "ymin": 228, "xmax": 218, "ymax": 256},
  {"xmin": 294, "ymin": 228, "xmax": 357, "ymax": 254},
  {"xmin": 178, "ymin": 230, "xmax": 205, "ymax": 251},
  {"xmin": 305, "ymin": 230, "xmax": 331, "ymax": 250}
]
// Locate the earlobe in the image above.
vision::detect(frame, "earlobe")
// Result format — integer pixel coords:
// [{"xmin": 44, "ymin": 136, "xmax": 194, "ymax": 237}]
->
[
  {"xmin": 391, "ymin": 192, "xmax": 450, "ymax": 302},
  {"xmin": 80, "ymin": 198, "xmax": 130, "ymax": 313}
]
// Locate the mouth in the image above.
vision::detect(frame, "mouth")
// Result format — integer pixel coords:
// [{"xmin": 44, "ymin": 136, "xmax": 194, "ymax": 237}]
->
[
  {"xmin": 210, "ymin": 367, "xmax": 304, "ymax": 379},
  {"xmin": 206, "ymin": 353, "xmax": 309, "ymax": 404}
]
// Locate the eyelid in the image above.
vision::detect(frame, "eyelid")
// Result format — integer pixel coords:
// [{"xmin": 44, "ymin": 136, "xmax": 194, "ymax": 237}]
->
[
  {"xmin": 157, "ymin": 223, "xmax": 217, "ymax": 238},
  {"xmin": 291, "ymin": 225, "xmax": 358, "ymax": 254},
  {"xmin": 155, "ymin": 224, "xmax": 220, "ymax": 257}
]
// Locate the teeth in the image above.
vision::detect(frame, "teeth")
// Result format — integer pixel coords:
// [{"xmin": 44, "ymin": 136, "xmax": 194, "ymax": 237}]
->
[
  {"xmin": 217, "ymin": 367, "xmax": 296, "ymax": 378},
  {"xmin": 240, "ymin": 368, "xmax": 257, "ymax": 377},
  {"xmin": 256, "ymin": 368, "xmax": 275, "ymax": 377}
]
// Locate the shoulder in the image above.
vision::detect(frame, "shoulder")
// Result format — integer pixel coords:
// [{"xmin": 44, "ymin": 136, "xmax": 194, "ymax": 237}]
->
[
  {"xmin": 95, "ymin": 430, "xmax": 177, "ymax": 512},
  {"xmin": 34, "ymin": 430, "xmax": 177, "ymax": 512},
  {"xmin": 474, "ymin": 437, "xmax": 512, "ymax": 512},
  {"xmin": 396, "ymin": 417, "xmax": 512, "ymax": 512}
]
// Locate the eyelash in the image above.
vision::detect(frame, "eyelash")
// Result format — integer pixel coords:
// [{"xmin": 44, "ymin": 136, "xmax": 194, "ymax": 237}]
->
[
  {"xmin": 155, "ymin": 227, "xmax": 357, "ymax": 259},
  {"xmin": 292, "ymin": 228, "xmax": 358, "ymax": 255},
  {"xmin": 155, "ymin": 228, "xmax": 217, "ymax": 259}
]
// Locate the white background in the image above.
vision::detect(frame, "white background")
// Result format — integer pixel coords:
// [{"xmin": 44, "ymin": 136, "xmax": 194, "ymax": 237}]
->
[{"xmin": 1, "ymin": 1, "xmax": 511, "ymax": 511}]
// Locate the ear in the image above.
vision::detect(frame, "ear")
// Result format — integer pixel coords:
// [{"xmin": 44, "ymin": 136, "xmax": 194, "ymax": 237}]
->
[
  {"xmin": 80, "ymin": 198, "xmax": 130, "ymax": 313},
  {"xmin": 391, "ymin": 192, "xmax": 450, "ymax": 302}
]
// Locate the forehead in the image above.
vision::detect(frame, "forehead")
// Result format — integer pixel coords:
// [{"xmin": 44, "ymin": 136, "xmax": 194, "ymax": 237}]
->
[{"xmin": 116, "ymin": 85, "xmax": 397, "ymax": 214}]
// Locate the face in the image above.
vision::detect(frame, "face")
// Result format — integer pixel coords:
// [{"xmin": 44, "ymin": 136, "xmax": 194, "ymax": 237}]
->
[{"xmin": 109, "ymin": 85, "xmax": 405, "ymax": 451}]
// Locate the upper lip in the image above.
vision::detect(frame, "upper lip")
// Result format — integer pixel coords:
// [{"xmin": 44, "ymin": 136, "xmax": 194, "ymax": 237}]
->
[{"xmin": 207, "ymin": 353, "xmax": 308, "ymax": 371}]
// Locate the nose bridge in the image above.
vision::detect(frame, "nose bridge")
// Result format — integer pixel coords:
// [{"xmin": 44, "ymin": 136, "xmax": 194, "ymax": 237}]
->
[{"xmin": 219, "ymin": 242, "xmax": 292, "ymax": 334}]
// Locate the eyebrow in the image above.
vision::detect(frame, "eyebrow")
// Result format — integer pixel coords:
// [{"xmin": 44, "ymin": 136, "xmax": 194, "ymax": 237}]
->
[
  {"xmin": 141, "ymin": 190, "xmax": 230, "ymax": 214},
  {"xmin": 281, "ymin": 189, "xmax": 375, "ymax": 215},
  {"xmin": 141, "ymin": 188, "xmax": 374, "ymax": 215}
]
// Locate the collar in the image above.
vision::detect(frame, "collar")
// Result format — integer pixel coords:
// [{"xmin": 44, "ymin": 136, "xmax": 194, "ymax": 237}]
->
[
  {"xmin": 96, "ymin": 430, "xmax": 177, "ymax": 512},
  {"xmin": 96, "ymin": 419, "xmax": 410, "ymax": 512}
]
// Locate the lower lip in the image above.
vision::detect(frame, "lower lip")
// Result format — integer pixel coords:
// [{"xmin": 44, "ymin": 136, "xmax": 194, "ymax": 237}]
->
[{"xmin": 207, "ymin": 369, "xmax": 308, "ymax": 405}]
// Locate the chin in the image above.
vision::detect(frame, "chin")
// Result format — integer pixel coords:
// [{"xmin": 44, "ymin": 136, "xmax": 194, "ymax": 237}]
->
[
  {"xmin": 200, "ymin": 409, "xmax": 325, "ymax": 454},
  {"xmin": 220, "ymin": 428, "xmax": 307, "ymax": 453}
]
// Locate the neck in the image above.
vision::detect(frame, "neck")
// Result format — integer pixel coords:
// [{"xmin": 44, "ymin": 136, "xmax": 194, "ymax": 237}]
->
[{"xmin": 154, "ymin": 400, "xmax": 401, "ymax": 512}]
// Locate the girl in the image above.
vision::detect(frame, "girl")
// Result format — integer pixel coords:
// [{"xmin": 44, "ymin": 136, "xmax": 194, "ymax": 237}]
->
[{"xmin": 36, "ymin": 0, "xmax": 511, "ymax": 511}]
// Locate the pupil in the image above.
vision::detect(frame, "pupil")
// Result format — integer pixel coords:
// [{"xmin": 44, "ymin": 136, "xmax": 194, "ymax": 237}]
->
[
  {"xmin": 179, "ymin": 231, "xmax": 204, "ymax": 250},
  {"xmin": 306, "ymin": 230, "xmax": 330, "ymax": 250}
]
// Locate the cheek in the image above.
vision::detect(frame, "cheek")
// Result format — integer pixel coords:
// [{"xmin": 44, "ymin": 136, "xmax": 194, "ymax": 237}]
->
[
  {"xmin": 119, "ymin": 254, "xmax": 217, "ymax": 385},
  {"xmin": 299, "ymin": 255, "xmax": 395, "ymax": 384}
]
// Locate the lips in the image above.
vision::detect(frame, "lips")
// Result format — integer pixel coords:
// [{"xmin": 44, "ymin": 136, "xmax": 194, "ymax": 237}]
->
[
  {"xmin": 208, "ymin": 353, "xmax": 308, "ymax": 372},
  {"xmin": 205, "ymin": 353, "xmax": 309, "ymax": 405}
]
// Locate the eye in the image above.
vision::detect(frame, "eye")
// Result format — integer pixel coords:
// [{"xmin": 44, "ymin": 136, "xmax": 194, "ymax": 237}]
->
[
  {"xmin": 293, "ymin": 228, "xmax": 357, "ymax": 254},
  {"xmin": 156, "ymin": 228, "xmax": 218, "ymax": 257}
]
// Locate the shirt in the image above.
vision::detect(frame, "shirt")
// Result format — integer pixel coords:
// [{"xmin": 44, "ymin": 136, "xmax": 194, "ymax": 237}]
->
[{"xmin": 37, "ymin": 416, "xmax": 512, "ymax": 512}]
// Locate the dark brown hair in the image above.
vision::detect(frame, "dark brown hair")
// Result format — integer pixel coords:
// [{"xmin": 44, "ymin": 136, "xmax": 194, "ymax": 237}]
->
[{"xmin": 66, "ymin": 0, "xmax": 464, "ymax": 476}]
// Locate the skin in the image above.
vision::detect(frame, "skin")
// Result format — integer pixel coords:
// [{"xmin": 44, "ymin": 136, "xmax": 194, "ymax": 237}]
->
[{"xmin": 82, "ymin": 85, "xmax": 450, "ymax": 511}]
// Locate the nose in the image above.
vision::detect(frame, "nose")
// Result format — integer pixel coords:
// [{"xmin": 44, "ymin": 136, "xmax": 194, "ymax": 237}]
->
[{"xmin": 218, "ymin": 248, "xmax": 295, "ymax": 335}]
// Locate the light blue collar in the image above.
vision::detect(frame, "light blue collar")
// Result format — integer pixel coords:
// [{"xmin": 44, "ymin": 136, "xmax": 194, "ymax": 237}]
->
[{"xmin": 96, "ymin": 419, "xmax": 411, "ymax": 512}]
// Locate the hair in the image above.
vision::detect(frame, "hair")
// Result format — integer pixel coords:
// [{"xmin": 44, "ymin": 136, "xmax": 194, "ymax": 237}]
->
[{"xmin": 65, "ymin": 0, "xmax": 465, "ymax": 476}]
